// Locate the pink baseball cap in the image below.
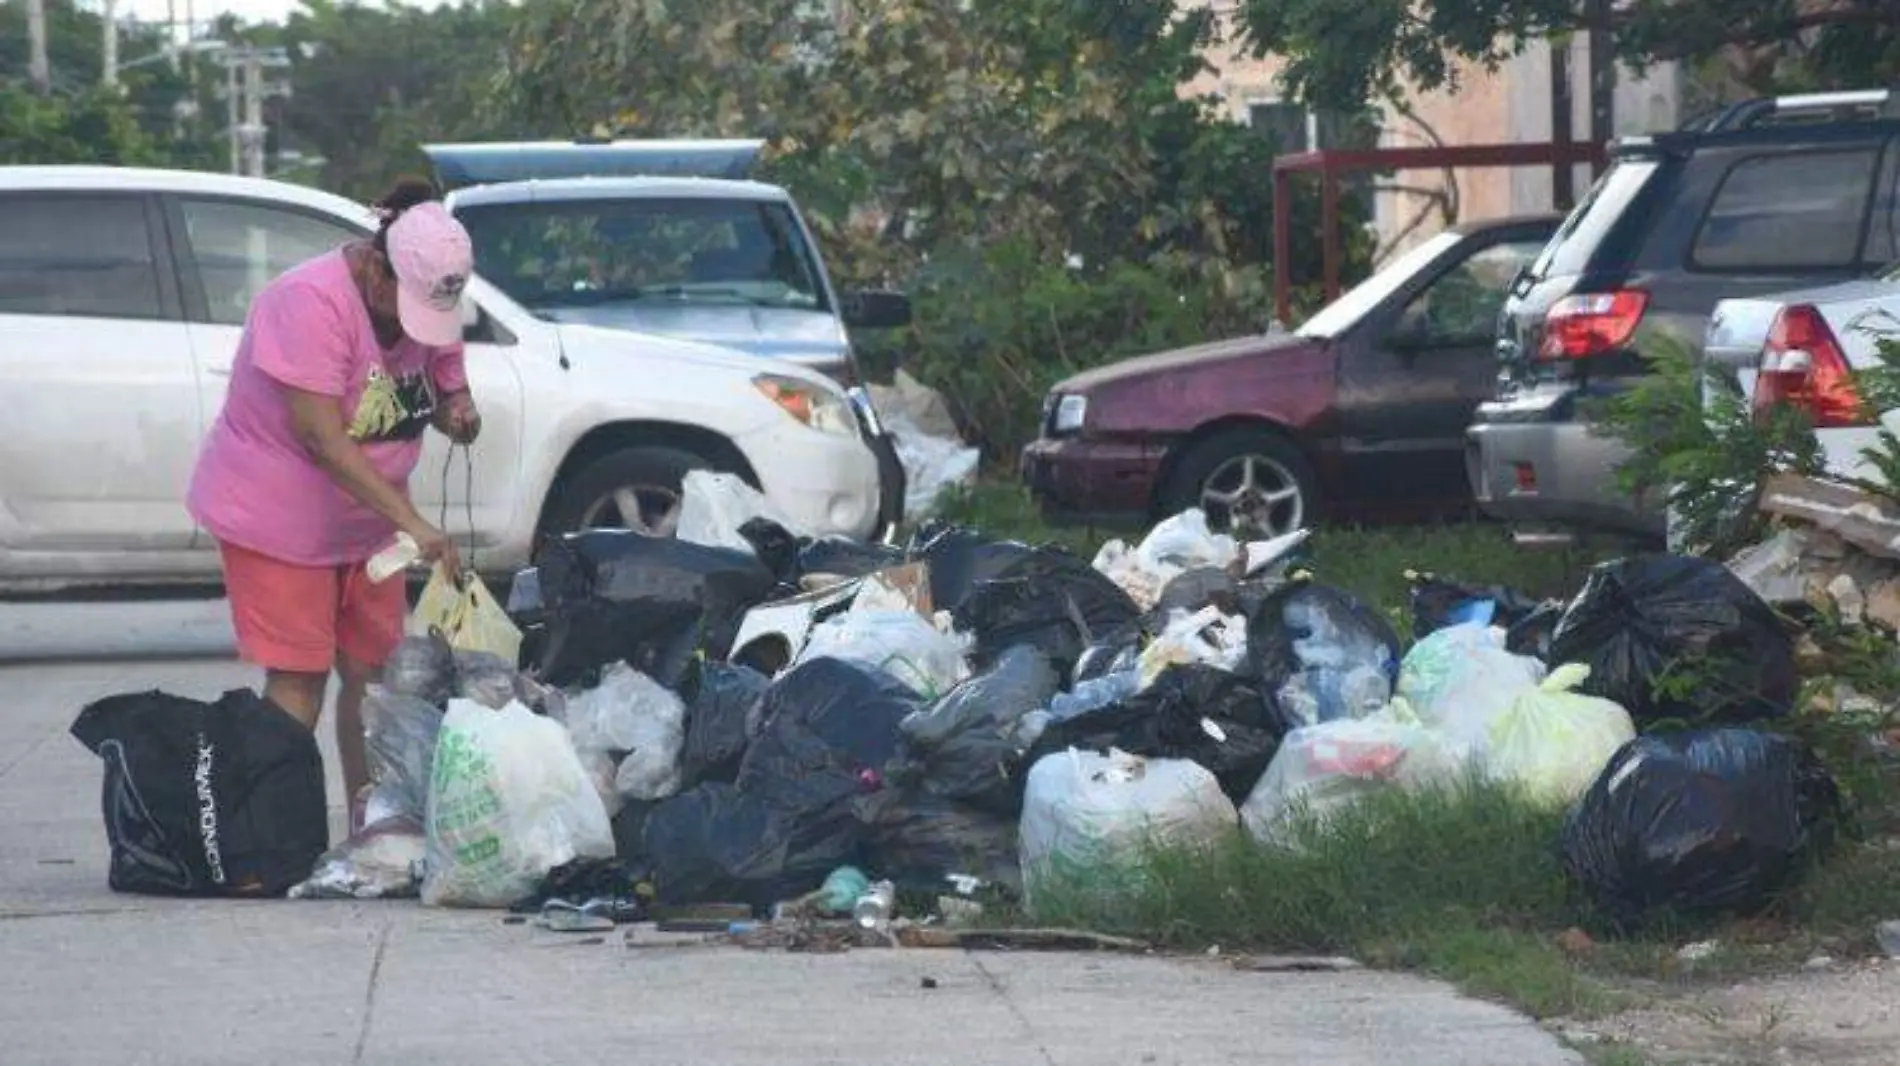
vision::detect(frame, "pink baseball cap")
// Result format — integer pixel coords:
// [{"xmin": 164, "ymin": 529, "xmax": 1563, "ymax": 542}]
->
[{"xmin": 385, "ymin": 202, "xmax": 474, "ymax": 347}]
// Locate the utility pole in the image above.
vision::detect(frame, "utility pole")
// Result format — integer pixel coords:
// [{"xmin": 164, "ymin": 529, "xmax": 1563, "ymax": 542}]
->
[
  {"xmin": 27, "ymin": 0, "xmax": 51, "ymax": 93},
  {"xmin": 102, "ymin": 0, "xmax": 120, "ymax": 88},
  {"xmin": 218, "ymin": 46, "xmax": 293, "ymax": 177},
  {"xmin": 1586, "ymin": 0, "xmax": 1615, "ymax": 178},
  {"xmin": 1550, "ymin": 36, "xmax": 1575, "ymax": 209}
]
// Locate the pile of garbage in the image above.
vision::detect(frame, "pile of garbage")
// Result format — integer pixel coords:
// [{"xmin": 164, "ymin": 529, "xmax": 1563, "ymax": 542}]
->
[{"xmin": 69, "ymin": 492, "xmax": 1845, "ymax": 937}]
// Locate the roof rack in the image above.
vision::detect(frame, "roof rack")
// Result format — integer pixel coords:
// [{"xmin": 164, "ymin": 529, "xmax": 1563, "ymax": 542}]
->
[
  {"xmin": 1694, "ymin": 89, "xmax": 1898, "ymax": 133},
  {"xmin": 421, "ymin": 139, "xmax": 767, "ymax": 190}
]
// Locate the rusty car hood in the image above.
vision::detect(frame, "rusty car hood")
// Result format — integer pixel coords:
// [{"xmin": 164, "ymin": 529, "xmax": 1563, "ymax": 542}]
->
[{"xmin": 1056, "ymin": 332, "xmax": 1320, "ymax": 392}]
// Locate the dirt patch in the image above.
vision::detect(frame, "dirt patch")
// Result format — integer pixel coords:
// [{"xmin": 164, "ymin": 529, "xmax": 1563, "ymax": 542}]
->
[{"xmin": 1554, "ymin": 959, "xmax": 1898, "ymax": 1065}]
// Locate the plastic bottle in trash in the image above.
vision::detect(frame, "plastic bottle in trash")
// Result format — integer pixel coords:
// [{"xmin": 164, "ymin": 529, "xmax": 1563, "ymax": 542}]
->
[
  {"xmin": 1048, "ymin": 670, "xmax": 1140, "ymax": 723},
  {"xmin": 853, "ymin": 881, "xmax": 897, "ymax": 930}
]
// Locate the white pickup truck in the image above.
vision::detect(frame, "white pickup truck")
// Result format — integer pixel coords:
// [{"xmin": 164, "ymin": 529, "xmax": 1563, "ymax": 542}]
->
[{"xmin": 0, "ymin": 165, "xmax": 888, "ymax": 593}]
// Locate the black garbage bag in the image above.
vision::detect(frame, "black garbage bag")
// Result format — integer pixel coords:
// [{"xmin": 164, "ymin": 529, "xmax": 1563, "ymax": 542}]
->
[
  {"xmin": 1547, "ymin": 556, "xmax": 1797, "ymax": 728},
  {"xmin": 853, "ymin": 789, "xmax": 1021, "ymax": 895},
  {"xmin": 1561, "ymin": 729, "xmax": 1840, "ymax": 928},
  {"xmin": 677, "ymin": 660, "xmax": 772, "ymax": 788},
  {"xmin": 70, "ymin": 689, "xmax": 328, "ymax": 897},
  {"xmin": 799, "ymin": 537, "xmax": 906, "ymax": 581},
  {"xmin": 1073, "ymin": 619, "xmax": 1146, "ymax": 684},
  {"xmin": 737, "ymin": 658, "xmax": 919, "ymax": 816},
  {"xmin": 534, "ymin": 530, "xmax": 777, "ymax": 688},
  {"xmin": 907, "ymin": 523, "xmax": 1037, "ymax": 612},
  {"xmin": 1247, "ymin": 580, "xmax": 1401, "ymax": 726},
  {"xmin": 611, "ymin": 797, "xmax": 660, "ymax": 868},
  {"xmin": 887, "ymin": 646, "xmax": 1061, "ymax": 815},
  {"xmin": 1408, "ymin": 573, "xmax": 1565, "ymax": 658},
  {"xmin": 509, "ymin": 858, "xmax": 649, "ymax": 923},
  {"xmin": 1021, "ymin": 664, "xmax": 1300, "ymax": 802},
  {"xmin": 383, "ymin": 633, "xmax": 456, "ymax": 704},
  {"xmin": 642, "ymin": 783, "xmax": 838, "ymax": 908},
  {"xmin": 737, "ymin": 517, "xmax": 802, "ymax": 588},
  {"xmin": 952, "ymin": 550, "xmax": 1142, "ymax": 679},
  {"xmin": 363, "ymin": 689, "xmax": 442, "ymax": 818}
]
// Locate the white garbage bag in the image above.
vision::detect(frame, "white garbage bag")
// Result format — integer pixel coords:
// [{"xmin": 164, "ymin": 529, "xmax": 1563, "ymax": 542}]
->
[
  {"xmin": 1093, "ymin": 508, "xmax": 1240, "ymax": 609},
  {"xmin": 796, "ymin": 609, "xmax": 973, "ymax": 699},
  {"xmin": 1395, "ymin": 623, "xmax": 1547, "ymax": 754},
  {"xmin": 1485, "ymin": 664, "xmax": 1637, "ymax": 807},
  {"xmin": 1240, "ymin": 700, "xmax": 1464, "ymax": 847},
  {"xmin": 559, "ymin": 663, "xmax": 687, "ymax": 804},
  {"xmin": 676, "ymin": 470, "xmax": 803, "ymax": 554},
  {"xmin": 1020, "ymin": 748, "xmax": 1238, "ymax": 915},
  {"xmin": 887, "ymin": 411, "xmax": 981, "ymax": 520},
  {"xmin": 422, "ymin": 699, "xmax": 615, "ymax": 908},
  {"xmin": 1136, "ymin": 606, "xmax": 1247, "ymax": 687}
]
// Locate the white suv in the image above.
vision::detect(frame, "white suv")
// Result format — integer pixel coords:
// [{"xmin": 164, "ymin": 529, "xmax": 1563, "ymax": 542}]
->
[{"xmin": 0, "ymin": 166, "xmax": 885, "ymax": 593}]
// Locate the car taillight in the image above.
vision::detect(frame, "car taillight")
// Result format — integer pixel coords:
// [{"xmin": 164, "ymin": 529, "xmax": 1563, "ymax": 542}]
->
[
  {"xmin": 1537, "ymin": 290, "xmax": 1649, "ymax": 360},
  {"xmin": 1752, "ymin": 304, "xmax": 1870, "ymax": 428}
]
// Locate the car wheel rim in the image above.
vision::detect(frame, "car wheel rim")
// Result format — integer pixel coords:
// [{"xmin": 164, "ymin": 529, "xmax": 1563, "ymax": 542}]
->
[
  {"xmin": 1200, "ymin": 454, "xmax": 1303, "ymax": 538},
  {"xmin": 579, "ymin": 484, "xmax": 682, "ymax": 537}
]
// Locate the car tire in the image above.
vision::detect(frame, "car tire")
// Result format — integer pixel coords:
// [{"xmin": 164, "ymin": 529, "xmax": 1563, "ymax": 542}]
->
[
  {"xmin": 1161, "ymin": 427, "xmax": 1321, "ymax": 538},
  {"xmin": 540, "ymin": 445, "xmax": 712, "ymax": 544}
]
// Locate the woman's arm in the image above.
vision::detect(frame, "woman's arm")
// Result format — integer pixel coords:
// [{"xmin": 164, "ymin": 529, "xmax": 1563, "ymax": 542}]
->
[{"xmin": 285, "ymin": 388, "xmax": 461, "ymax": 575}]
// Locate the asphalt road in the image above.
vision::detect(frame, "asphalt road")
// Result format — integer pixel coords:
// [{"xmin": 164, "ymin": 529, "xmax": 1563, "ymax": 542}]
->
[{"xmin": 0, "ymin": 601, "xmax": 1584, "ymax": 1066}]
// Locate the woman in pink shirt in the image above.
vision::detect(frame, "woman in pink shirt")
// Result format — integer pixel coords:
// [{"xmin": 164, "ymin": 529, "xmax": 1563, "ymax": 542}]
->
[{"xmin": 187, "ymin": 178, "xmax": 480, "ymax": 825}]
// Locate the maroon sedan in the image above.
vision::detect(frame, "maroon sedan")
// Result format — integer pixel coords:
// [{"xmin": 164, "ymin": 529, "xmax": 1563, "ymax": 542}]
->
[{"xmin": 1022, "ymin": 214, "xmax": 1560, "ymax": 534}]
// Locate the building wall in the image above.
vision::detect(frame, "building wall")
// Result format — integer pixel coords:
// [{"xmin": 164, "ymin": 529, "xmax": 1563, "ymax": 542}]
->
[{"xmin": 1188, "ymin": 11, "xmax": 1683, "ymax": 264}]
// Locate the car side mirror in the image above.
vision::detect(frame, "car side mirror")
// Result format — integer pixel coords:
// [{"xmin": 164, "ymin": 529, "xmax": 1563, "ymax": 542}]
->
[{"xmin": 842, "ymin": 289, "xmax": 913, "ymax": 331}]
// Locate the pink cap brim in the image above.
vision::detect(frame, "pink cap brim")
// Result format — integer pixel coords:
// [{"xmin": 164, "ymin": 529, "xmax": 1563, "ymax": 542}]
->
[{"xmin": 397, "ymin": 284, "xmax": 464, "ymax": 348}]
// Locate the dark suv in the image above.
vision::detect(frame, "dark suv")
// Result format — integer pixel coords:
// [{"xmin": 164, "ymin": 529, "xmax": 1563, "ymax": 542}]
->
[{"xmin": 1468, "ymin": 89, "xmax": 1900, "ymax": 544}]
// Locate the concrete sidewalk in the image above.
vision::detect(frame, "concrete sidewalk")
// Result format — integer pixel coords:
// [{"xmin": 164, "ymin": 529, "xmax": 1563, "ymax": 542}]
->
[{"xmin": 0, "ymin": 606, "xmax": 1584, "ymax": 1066}]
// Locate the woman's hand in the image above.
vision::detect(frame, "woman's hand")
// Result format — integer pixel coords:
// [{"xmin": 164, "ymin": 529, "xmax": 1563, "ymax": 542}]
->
[
  {"xmin": 406, "ymin": 521, "xmax": 463, "ymax": 580},
  {"xmin": 435, "ymin": 390, "xmax": 481, "ymax": 445}
]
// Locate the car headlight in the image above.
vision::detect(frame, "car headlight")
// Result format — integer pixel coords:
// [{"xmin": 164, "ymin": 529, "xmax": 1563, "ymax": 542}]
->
[
  {"xmin": 1051, "ymin": 394, "xmax": 1088, "ymax": 435},
  {"xmin": 754, "ymin": 374, "xmax": 856, "ymax": 437}
]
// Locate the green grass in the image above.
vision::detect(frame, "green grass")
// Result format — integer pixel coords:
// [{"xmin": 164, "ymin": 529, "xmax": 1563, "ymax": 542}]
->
[{"xmin": 934, "ymin": 480, "xmax": 1611, "ymax": 626}]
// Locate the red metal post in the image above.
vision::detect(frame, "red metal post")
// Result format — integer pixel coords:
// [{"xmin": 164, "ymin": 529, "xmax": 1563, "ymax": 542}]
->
[
  {"xmin": 1273, "ymin": 166, "xmax": 1293, "ymax": 325},
  {"xmin": 1320, "ymin": 157, "xmax": 1340, "ymax": 305}
]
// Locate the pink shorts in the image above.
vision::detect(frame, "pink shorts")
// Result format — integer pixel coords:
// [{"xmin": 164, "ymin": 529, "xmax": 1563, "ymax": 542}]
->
[{"xmin": 219, "ymin": 541, "xmax": 406, "ymax": 674}]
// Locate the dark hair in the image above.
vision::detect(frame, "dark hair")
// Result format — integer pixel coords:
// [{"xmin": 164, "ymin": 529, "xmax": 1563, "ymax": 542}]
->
[{"xmin": 371, "ymin": 176, "xmax": 443, "ymax": 273}]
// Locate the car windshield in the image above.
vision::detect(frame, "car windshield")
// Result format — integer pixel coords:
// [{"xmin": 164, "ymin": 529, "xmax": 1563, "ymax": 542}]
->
[
  {"xmin": 1297, "ymin": 231, "xmax": 1462, "ymax": 339},
  {"xmin": 455, "ymin": 196, "xmax": 830, "ymax": 314}
]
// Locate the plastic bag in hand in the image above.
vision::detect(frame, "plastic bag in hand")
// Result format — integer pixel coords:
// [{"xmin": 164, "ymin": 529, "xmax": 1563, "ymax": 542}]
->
[
  {"xmin": 421, "ymin": 698, "xmax": 615, "ymax": 908},
  {"xmin": 1396, "ymin": 623, "xmax": 1547, "ymax": 754},
  {"xmin": 1484, "ymin": 664, "xmax": 1635, "ymax": 807},
  {"xmin": 559, "ymin": 664, "xmax": 686, "ymax": 803},
  {"xmin": 1020, "ymin": 748, "xmax": 1237, "ymax": 916},
  {"xmin": 409, "ymin": 564, "xmax": 524, "ymax": 666},
  {"xmin": 363, "ymin": 686, "xmax": 443, "ymax": 819},
  {"xmin": 1239, "ymin": 700, "xmax": 1462, "ymax": 847},
  {"xmin": 1560, "ymin": 728, "xmax": 1839, "ymax": 928},
  {"xmin": 1548, "ymin": 555, "xmax": 1798, "ymax": 729},
  {"xmin": 1248, "ymin": 582, "xmax": 1400, "ymax": 726},
  {"xmin": 796, "ymin": 609, "xmax": 972, "ymax": 700}
]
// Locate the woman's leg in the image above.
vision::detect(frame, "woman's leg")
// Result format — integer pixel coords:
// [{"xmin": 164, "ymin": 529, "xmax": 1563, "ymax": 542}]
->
[
  {"xmin": 264, "ymin": 670, "xmax": 330, "ymax": 729},
  {"xmin": 335, "ymin": 563, "xmax": 410, "ymax": 825}
]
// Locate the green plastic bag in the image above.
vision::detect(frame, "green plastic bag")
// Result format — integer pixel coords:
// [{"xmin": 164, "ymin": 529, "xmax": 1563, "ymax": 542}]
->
[{"xmin": 1485, "ymin": 664, "xmax": 1636, "ymax": 807}]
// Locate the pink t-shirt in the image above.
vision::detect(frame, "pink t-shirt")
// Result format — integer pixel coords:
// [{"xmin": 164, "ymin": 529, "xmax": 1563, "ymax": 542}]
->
[{"xmin": 187, "ymin": 250, "xmax": 469, "ymax": 567}]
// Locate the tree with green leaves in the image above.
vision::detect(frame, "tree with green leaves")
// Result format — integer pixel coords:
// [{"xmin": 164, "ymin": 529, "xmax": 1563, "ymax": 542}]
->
[{"xmin": 1234, "ymin": 0, "xmax": 1900, "ymax": 111}]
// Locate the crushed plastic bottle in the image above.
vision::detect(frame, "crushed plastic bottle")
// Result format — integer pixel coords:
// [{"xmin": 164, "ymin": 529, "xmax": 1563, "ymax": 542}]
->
[
  {"xmin": 853, "ymin": 880, "xmax": 897, "ymax": 930},
  {"xmin": 1048, "ymin": 670, "xmax": 1140, "ymax": 723}
]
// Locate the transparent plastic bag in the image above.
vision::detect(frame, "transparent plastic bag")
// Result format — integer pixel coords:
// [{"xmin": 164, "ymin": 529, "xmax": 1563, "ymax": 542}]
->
[
  {"xmin": 288, "ymin": 816, "xmax": 426, "ymax": 900},
  {"xmin": 453, "ymin": 650, "xmax": 520, "ymax": 711},
  {"xmin": 383, "ymin": 634, "xmax": 455, "ymax": 704},
  {"xmin": 1396, "ymin": 623, "xmax": 1548, "ymax": 754},
  {"xmin": 1019, "ymin": 748, "xmax": 1238, "ymax": 915},
  {"xmin": 1249, "ymin": 583, "xmax": 1400, "ymax": 727},
  {"xmin": 363, "ymin": 686, "xmax": 443, "ymax": 819},
  {"xmin": 1485, "ymin": 664, "xmax": 1637, "ymax": 807},
  {"xmin": 560, "ymin": 664, "xmax": 687, "ymax": 803},
  {"xmin": 409, "ymin": 564, "xmax": 523, "ymax": 666},
  {"xmin": 676, "ymin": 470, "xmax": 803, "ymax": 555},
  {"xmin": 795, "ymin": 609, "xmax": 972, "ymax": 699},
  {"xmin": 1239, "ymin": 700, "xmax": 1463, "ymax": 847},
  {"xmin": 421, "ymin": 699, "xmax": 615, "ymax": 908}
]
